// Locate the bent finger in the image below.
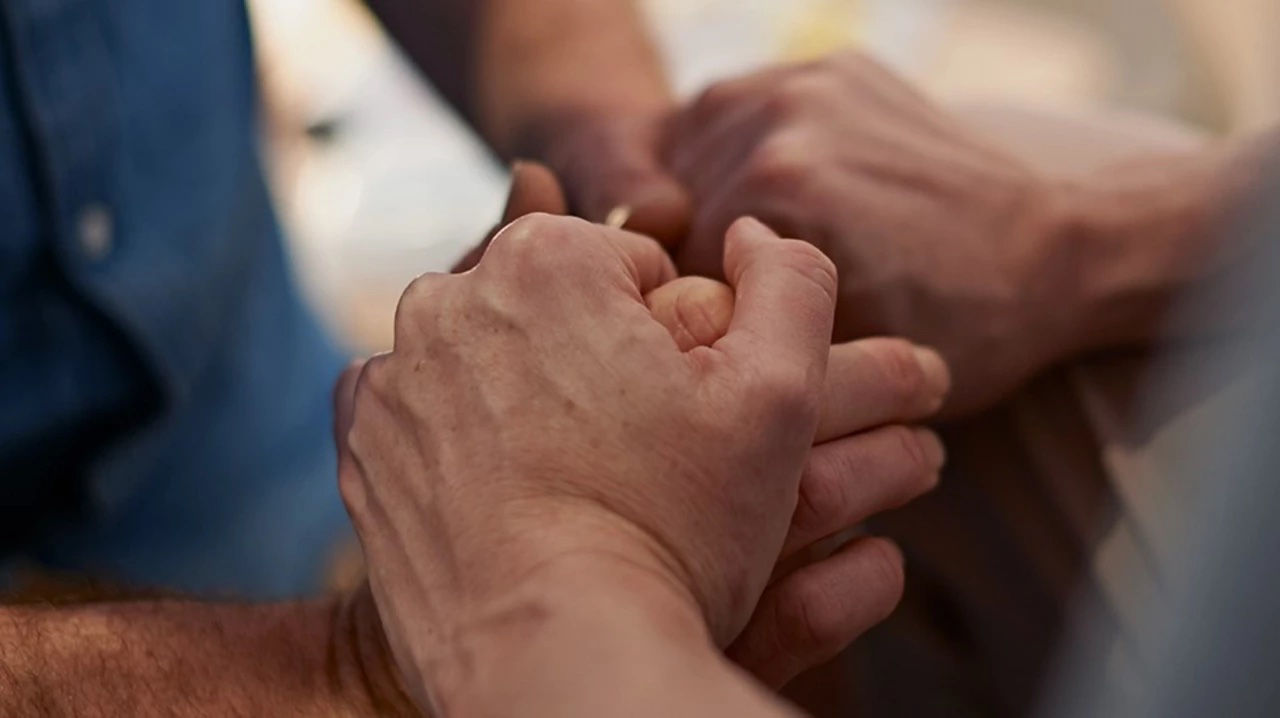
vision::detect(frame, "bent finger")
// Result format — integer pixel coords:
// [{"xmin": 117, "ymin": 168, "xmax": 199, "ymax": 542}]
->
[
  {"xmin": 784, "ymin": 425, "xmax": 943, "ymax": 559},
  {"xmin": 727, "ymin": 537, "xmax": 906, "ymax": 689}
]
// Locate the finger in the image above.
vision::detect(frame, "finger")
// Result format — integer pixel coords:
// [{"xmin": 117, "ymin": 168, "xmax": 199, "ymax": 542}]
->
[
  {"xmin": 556, "ymin": 122, "xmax": 693, "ymax": 245},
  {"xmin": 580, "ymin": 158, "xmax": 692, "ymax": 244},
  {"xmin": 727, "ymin": 537, "xmax": 905, "ymax": 689},
  {"xmin": 783, "ymin": 425, "xmax": 944, "ymax": 559},
  {"xmin": 485, "ymin": 213, "xmax": 677, "ymax": 297},
  {"xmin": 675, "ymin": 173, "xmax": 794, "ymax": 281},
  {"xmin": 453, "ymin": 162, "xmax": 569, "ymax": 273},
  {"xmin": 503, "ymin": 160, "xmax": 568, "ymax": 222},
  {"xmin": 815, "ymin": 338, "xmax": 951, "ymax": 442},
  {"xmin": 716, "ymin": 217, "xmax": 837, "ymax": 380},
  {"xmin": 645, "ymin": 277, "xmax": 735, "ymax": 351},
  {"xmin": 603, "ymin": 226, "xmax": 680, "ymax": 296},
  {"xmin": 332, "ymin": 359, "xmax": 366, "ymax": 451},
  {"xmin": 666, "ymin": 87, "xmax": 775, "ymax": 204},
  {"xmin": 666, "ymin": 63, "xmax": 793, "ymax": 163}
]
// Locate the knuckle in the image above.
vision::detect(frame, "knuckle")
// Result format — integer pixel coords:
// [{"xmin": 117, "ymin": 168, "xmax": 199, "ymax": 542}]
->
[
  {"xmin": 887, "ymin": 425, "xmax": 933, "ymax": 481},
  {"xmin": 349, "ymin": 356, "xmax": 393, "ymax": 430},
  {"xmin": 336, "ymin": 459, "xmax": 366, "ymax": 516},
  {"xmin": 871, "ymin": 338, "xmax": 930, "ymax": 407},
  {"xmin": 338, "ymin": 356, "xmax": 393, "ymax": 512},
  {"xmin": 778, "ymin": 70, "xmax": 837, "ymax": 107},
  {"xmin": 487, "ymin": 212, "xmax": 591, "ymax": 271},
  {"xmin": 393, "ymin": 274, "xmax": 447, "ymax": 341},
  {"xmin": 774, "ymin": 576, "xmax": 842, "ymax": 659},
  {"xmin": 332, "ymin": 359, "xmax": 365, "ymax": 407},
  {"xmin": 694, "ymin": 77, "xmax": 747, "ymax": 115},
  {"xmin": 746, "ymin": 131, "xmax": 813, "ymax": 191},
  {"xmin": 773, "ymin": 239, "xmax": 838, "ymax": 302},
  {"xmin": 860, "ymin": 539, "xmax": 906, "ymax": 619},
  {"xmin": 794, "ymin": 464, "xmax": 842, "ymax": 535}
]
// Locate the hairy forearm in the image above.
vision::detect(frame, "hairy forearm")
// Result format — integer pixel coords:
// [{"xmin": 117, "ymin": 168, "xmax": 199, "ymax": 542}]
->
[
  {"xmin": 0, "ymin": 589, "xmax": 415, "ymax": 717},
  {"xmin": 1055, "ymin": 127, "xmax": 1280, "ymax": 352},
  {"xmin": 364, "ymin": 0, "xmax": 670, "ymax": 156}
]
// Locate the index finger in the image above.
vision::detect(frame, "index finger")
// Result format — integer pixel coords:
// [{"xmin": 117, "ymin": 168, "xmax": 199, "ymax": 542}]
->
[{"xmin": 484, "ymin": 213, "xmax": 678, "ymax": 299}]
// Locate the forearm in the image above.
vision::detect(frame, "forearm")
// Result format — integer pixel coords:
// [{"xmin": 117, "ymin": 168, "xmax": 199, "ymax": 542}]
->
[
  {"xmin": 404, "ymin": 558, "xmax": 798, "ymax": 718},
  {"xmin": 1054, "ymin": 127, "xmax": 1280, "ymax": 352},
  {"xmin": 364, "ymin": 0, "xmax": 670, "ymax": 157},
  {"xmin": 0, "ymin": 589, "xmax": 415, "ymax": 717}
]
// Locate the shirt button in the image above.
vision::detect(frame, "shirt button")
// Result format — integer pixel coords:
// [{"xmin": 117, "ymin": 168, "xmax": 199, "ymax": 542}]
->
[{"xmin": 77, "ymin": 204, "xmax": 114, "ymax": 262}]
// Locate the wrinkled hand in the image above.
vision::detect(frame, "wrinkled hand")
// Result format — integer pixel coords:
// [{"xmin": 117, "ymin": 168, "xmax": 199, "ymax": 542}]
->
[
  {"xmin": 337, "ymin": 209, "xmax": 950, "ymax": 709},
  {"xmin": 647, "ymin": 280, "xmax": 948, "ymax": 688},
  {"xmin": 666, "ymin": 51, "xmax": 1077, "ymax": 417},
  {"xmin": 343, "ymin": 210, "xmax": 837, "ymax": 709},
  {"xmin": 448, "ymin": 164, "xmax": 949, "ymax": 688}
]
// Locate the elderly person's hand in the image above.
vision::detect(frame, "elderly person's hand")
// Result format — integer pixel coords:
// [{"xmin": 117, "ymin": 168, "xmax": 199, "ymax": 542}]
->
[
  {"xmin": 449, "ymin": 164, "xmax": 949, "ymax": 688},
  {"xmin": 665, "ymin": 51, "xmax": 1079, "ymax": 417},
  {"xmin": 335, "ymin": 204, "xmax": 948, "ymax": 710}
]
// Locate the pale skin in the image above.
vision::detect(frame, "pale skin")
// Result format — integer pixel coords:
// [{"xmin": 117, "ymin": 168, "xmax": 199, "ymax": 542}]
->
[{"xmin": 660, "ymin": 51, "xmax": 1280, "ymax": 417}]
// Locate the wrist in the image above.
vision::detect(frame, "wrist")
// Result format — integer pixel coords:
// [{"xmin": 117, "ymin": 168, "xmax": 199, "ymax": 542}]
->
[
  {"xmin": 367, "ymin": 501, "xmax": 711, "ymax": 712},
  {"xmin": 328, "ymin": 585, "xmax": 421, "ymax": 717},
  {"xmin": 1048, "ymin": 138, "xmax": 1269, "ymax": 355},
  {"xmin": 428, "ymin": 551, "xmax": 714, "ymax": 713}
]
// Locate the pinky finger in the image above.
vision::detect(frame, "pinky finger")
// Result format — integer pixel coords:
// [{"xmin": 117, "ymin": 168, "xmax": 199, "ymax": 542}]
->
[{"xmin": 727, "ymin": 537, "xmax": 905, "ymax": 690}]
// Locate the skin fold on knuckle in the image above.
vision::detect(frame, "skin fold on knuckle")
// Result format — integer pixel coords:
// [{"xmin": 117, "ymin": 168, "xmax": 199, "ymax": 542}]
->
[
  {"xmin": 889, "ymin": 423, "xmax": 933, "ymax": 482},
  {"xmin": 856, "ymin": 538, "xmax": 906, "ymax": 622},
  {"xmin": 771, "ymin": 239, "xmax": 838, "ymax": 306},
  {"xmin": 772, "ymin": 571, "xmax": 845, "ymax": 664},
  {"xmin": 870, "ymin": 338, "xmax": 931, "ymax": 411},
  {"xmin": 792, "ymin": 458, "xmax": 845, "ymax": 541}
]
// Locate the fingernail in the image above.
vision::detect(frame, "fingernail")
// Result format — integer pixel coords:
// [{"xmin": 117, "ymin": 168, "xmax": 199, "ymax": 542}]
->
[
  {"xmin": 911, "ymin": 346, "xmax": 951, "ymax": 407},
  {"xmin": 913, "ymin": 427, "xmax": 947, "ymax": 470}
]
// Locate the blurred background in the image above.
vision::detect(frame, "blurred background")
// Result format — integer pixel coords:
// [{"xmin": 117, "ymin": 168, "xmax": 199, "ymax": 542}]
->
[{"xmin": 246, "ymin": 0, "xmax": 1279, "ymax": 353}]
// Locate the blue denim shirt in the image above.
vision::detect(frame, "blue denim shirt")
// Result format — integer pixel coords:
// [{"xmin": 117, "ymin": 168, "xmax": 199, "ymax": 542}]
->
[{"xmin": 0, "ymin": 1, "xmax": 350, "ymax": 596}]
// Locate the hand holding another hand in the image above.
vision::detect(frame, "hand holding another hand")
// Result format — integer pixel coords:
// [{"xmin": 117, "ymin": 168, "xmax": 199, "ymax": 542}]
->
[
  {"xmin": 339, "ymin": 179, "xmax": 949, "ymax": 710},
  {"xmin": 665, "ymin": 51, "xmax": 1080, "ymax": 417}
]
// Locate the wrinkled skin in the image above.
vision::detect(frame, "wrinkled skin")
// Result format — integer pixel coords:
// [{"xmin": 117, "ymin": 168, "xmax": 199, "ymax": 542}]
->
[
  {"xmin": 339, "ymin": 192, "xmax": 950, "ymax": 707},
  {"xmin": 444, "ymin": 164, "xmax": 950, "ymax": 687},
  {"xmin": 665, "ymin": 51, "xmax": 1076, "ymax": 417}
]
